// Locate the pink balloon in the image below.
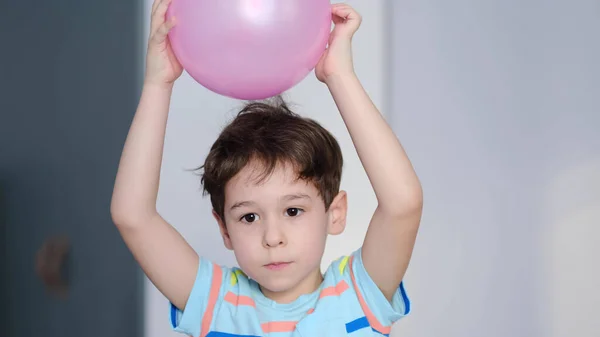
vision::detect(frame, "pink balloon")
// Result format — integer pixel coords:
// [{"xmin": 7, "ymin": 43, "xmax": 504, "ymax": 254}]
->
[{"xmin": 167, "ymin": 0, "xmax": 332, "ymax": 100}]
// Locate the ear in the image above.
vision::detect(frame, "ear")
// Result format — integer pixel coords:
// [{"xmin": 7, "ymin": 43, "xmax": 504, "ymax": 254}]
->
[
  {"xmin": 327, "ymin": 191, "xmax": 348, "ymax": 236},
  {"xmin": 212, "ymin": 210, "xmax": 233, "ymax": 250}
]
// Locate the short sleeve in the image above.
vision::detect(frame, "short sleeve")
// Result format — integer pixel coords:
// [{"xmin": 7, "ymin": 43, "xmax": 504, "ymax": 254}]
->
[
  {"xmin": 348, "ymin": 248, "xmax": 411, "ymax": 331},
  {"xmin": 169, "ymin": 257, "xmax": 226, "ymax": 337}
]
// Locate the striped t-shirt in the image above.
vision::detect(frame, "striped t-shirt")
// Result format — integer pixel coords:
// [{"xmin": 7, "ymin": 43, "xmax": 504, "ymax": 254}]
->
[{"xmin": 170, "ymin": 248, "xmax": 410, "ymax": 336}]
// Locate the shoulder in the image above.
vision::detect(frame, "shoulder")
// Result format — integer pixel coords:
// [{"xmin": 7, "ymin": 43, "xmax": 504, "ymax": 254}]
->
[
  {"xmin": 170, "ymin": 258, "xmax": 237, "ymax": 337},
  {"xmin": 321, "ymin": 249, "xmax": 411, "ymax": 334}
]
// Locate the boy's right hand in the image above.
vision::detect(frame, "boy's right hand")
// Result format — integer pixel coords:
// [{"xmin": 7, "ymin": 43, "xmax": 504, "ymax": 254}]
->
[{"xmin": 145, "ymin": 0, "xmax": 183, "ymax": 87}]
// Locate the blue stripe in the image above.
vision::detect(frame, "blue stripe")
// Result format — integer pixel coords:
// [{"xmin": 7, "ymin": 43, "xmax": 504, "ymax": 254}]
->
[
  {"xmin": 399, "ymin": 281, "xmax": 411, "ymax": 315},
  {"xmin": 346, "ymin": 316, "xmax": 391, "ymax": 336},
  {"xmin": 345, "ymin": 316, "xmax": 370, "ymax": 333},
  {"xmin": 169, "ymin": 303, "xmax": 177, "ymax": 328}
]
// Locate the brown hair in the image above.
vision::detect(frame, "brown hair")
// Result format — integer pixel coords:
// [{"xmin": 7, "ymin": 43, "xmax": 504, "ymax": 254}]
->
[{"xmin": 200, "ymin": 97, "xmax": 343, "ymax": 221}]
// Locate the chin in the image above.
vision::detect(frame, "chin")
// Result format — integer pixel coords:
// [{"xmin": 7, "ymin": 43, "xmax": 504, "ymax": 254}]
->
[{"xmin": 257, "ymin": 274, "xmax": 300, "ymax": 293}]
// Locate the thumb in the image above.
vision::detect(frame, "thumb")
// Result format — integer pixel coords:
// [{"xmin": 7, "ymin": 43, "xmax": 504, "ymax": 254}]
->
[{"xmin": 331, "ymin": 4, "xmax": 362, "ymax": 24}]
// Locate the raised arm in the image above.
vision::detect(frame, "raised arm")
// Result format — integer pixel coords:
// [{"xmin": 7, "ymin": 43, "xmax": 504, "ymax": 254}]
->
[
  {"xmin": 110, "ymin": 0, "xmax": 198, "ymax": 310},
  {"xmin": 316, "ymin": 4, "xmax": 423, "ymax": 301}
]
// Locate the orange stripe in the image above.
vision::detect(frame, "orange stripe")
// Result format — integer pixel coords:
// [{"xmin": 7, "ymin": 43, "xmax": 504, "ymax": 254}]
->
[
  {"xmin": 224, "ymin": 291, "xmax": 256, "ymax": 307},
  {"xmin": 306, "ymin": 308, "xmax": 315, "ymax": 314},
  {"xmin": 319, "ymin": 280, "xmax": 350, "ymax": 298},
  {"xmin": 200, "ymin": 264, "xmax": 223, "ymax": 337},
  {"xmin": 261, "ymin": 321, "xmax": 297, "ymax": 333},
  {"xmin": 348, "ymin": 256, "xmax": 391, "ymax": 335}
]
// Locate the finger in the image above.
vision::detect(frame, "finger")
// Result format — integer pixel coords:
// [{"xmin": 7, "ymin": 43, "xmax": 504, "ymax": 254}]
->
[
  {"xmin": 156, "ymin": 0, "xmax": 173, "ymax": 17},
  {"xmin": 331, "ymin": 4, "xmax": 361, "ymax": 22},
  {"xmin": 151, "ymin": 0, "xmax": 162, "ymax": 14},
  {"xmin": 150, "ymin": 0, "xmax": 166, "ymax": 35},
  {"xmin": 150, "ymin": 0, "xmax": 173, "ymax": 35},
  {"xmin": 332, "ymin": 14, "xmax": 345, "ymax": 25},
  {"xmin": 331, "ymin": 3, "xmax": 348, "ymax": 9},
  {"xmin": 330, "ymin": 4, "xmax": 348, "ymax": 25},
  {"xmin": 151, "ymin": 17, "xmax": 176, "ymax": 44},
  {"xmin": 153, "ymin": 0, "xmax": 172, "ymax": 16}
]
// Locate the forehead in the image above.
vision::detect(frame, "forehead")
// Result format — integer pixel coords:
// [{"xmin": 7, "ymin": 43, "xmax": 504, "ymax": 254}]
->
[{"xmin": 224, "ymin": 161, "xmax": 317, "ymax": 204}]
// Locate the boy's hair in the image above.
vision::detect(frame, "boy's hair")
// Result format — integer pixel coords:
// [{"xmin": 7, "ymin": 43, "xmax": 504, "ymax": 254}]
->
[{"xmin": 200, "ymin": 98, "xmax": 343, "ymax": 221}]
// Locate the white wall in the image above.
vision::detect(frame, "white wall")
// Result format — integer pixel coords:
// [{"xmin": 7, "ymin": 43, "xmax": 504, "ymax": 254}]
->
[
  {"xmin": 143, "ymin": 1, "xmax": 387, "ymax": 337},
  {"xmin": 389, "ymin": 1, "xmax": 600, "ymax": 336}
]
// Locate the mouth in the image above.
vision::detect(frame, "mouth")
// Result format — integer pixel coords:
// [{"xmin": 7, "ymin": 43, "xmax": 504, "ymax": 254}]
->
[{"xmin": 264, "ymin": 262, "xmax": 292, "ymax": 271}]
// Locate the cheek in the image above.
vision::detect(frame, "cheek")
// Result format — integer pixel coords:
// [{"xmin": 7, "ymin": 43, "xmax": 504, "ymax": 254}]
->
[
  {"xmin": 229, "ymin": 227, "xmax": 262, "ymax": 263},
  {"xmin": 291, "ymin": 214, "xmax": 328, "ymax": 249},
  {"xmin": 230, "ymin": 226, "xmax": 258, "ymax": 247}
]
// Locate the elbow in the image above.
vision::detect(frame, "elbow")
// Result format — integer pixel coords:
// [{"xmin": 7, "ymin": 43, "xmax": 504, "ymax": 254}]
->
[
  {"xmin": 399, "ymin": 192, "xmax": 424, "ymax": 217},
  {"xmin": 380, "ymin": 184, "xmax": 423, "ymax": 217},
  {"xmin": 110, "ymin": 202, "xmax": 131, "ymax": 229},
  {"xmin": 405, "ymin": 185, "xmax": 424, "ymax": 212},
  {"xmin": 110, "ymin": 199, "xmax": 155, "ymax": 229}
]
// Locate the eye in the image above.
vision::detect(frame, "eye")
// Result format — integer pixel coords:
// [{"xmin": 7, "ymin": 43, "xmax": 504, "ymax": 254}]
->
[
  {"xmin": 286, "ymin": 208, "xmax": 304, "ymax": 217},
  {"xmin": 240, "ymin": 213, "xmax": 259, "ymax": 223}
]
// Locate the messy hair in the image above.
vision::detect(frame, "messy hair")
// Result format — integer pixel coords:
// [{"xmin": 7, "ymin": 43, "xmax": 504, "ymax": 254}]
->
[{"xmin": 199, "ymin": 97, "xmax": 343, "ymax": 221}]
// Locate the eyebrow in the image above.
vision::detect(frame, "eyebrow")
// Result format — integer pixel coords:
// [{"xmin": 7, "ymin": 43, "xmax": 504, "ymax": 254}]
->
[
  {"xmin": 230, "ymin": 201, "xmax": 256, "ymax": 211},
  {"xmin": 282, "ymin": 193, "xmax": 312, "ymax": 202},
  {"xmin": 229, "ymin": 194, "xmax": 312, "ymax": 211}
]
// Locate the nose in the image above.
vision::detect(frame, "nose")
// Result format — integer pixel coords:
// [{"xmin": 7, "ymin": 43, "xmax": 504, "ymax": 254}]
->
[{"xmin": 263, "ymin": 220, "xmax": 286, "ymax": 248}]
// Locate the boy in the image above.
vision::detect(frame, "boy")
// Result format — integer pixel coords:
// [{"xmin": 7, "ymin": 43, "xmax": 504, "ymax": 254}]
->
[{"xmin": 111, "ymin": 1, "xmax": 423, "ymax": 336}]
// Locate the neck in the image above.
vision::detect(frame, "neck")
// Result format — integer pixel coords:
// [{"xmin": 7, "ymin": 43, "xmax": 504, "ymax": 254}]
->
[{"xmin": 260, "ymin": 268, "xmax": 323, "ymax": 304}]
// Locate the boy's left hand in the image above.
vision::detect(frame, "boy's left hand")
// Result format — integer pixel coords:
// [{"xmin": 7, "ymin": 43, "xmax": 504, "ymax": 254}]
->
[{"xmin": 315, "ymin": 4, "xmax": 362, "ymax": 83}]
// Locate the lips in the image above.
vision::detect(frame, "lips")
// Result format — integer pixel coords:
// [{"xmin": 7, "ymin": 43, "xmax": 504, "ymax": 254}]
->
[{"xmin": 264, "ymin": 262, "xmax": 292, "ymax": 271}]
